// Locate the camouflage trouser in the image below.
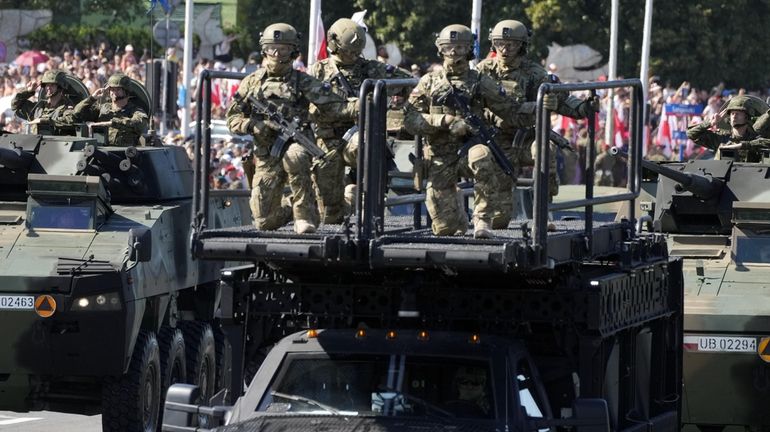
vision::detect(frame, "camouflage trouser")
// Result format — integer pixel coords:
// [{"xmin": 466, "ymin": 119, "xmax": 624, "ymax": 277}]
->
[
  {"xmin": 467, "ymin": 144, "xmax": 514, "ymax": 229},
  {"xmin": 313, "ymin": 137, "xmax": 357, "ymax": 224},
  {"xmin": 424, "ymin": 149, "xmax": 468, "ymax": 236},
  {"xmin": 250, "ymin": 143, "xmax": 318, "ymax": 230},
  {"xmin": 424, "ymin": 143, "xmax": 509, "ymax": 235}
]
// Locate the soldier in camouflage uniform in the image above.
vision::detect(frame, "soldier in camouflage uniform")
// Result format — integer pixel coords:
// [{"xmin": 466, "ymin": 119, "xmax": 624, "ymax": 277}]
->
[
  {"xmin": 309, "ymin": 18, "xmax": 412, "ymax": 223},
  {"xmin": 404, "ymin": 24, "xmax": 522, "ymax": 238},
  {"xmin": 62, "ymin": 73, "xmax": 148, "ymax": 146},
  {"xmin": 476, "ymin": 20, "xmax": 597, "ymax": 225},
  {"xmin": 226, "ymin": 23, "xmax": 357, "ymax": 234},
  {"xmin": 12, "ymin": 70, "xmax": 79, "ymax": 135},
  {"xmin": 687, "ymin": 96, "xmax": 770, "ymax": 162}
]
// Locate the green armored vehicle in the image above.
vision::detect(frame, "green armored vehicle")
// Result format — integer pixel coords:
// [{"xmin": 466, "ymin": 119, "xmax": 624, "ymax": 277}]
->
[
  {"xmin": 625, "ymin": 144, "xmax": 770, "ymax": 431},
  {"xmin": 0, "ymin": 87, "xmax": 250, "ymax": 430}
]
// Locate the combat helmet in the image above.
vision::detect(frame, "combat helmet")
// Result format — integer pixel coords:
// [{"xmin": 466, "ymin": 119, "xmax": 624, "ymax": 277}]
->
[
  {"xmin": 489, "ymin": 20, "xmax": 530, "ymax": 54},
  {"xmin": 106, "ymin": 73, "xmax": 132, "ymax": 91},
  {"xmin": 327, "ymin": 18, "xmax": 366, "ymax": 54},
  {"xmin": 40, "ymin": 70, "xmax": 66, "ymax": 87},
  {"xmin": 259, "ymin": 23, "xmax": 300, "ymax": 47},
  {"xmin": 435, "ymin": 24, "xmax": 475, "ymax": 60},
  {"xmin": 435, "ymin": 24, "xmax": 474, "ymax": 48},
  {"xmin": 723, "ymin": 95, "xmax": 769, "ymax": 118},
  {"xmin": 489, "ymin": 20, "xmax": 530, "ymax": 43}
]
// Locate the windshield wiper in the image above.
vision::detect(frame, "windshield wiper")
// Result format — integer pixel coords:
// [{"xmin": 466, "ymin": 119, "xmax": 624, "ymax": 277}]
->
[{"xmin": 270, "ymin": 390, "xmax": 342, "ymax": 415}]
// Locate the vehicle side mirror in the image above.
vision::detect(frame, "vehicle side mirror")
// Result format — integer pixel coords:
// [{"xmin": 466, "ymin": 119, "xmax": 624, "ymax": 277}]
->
[
  {"xmin": 163, "ymin": 383, "xmax": 200, "ymax": 430},
  {"xmin": 573, "ymin": 398, "xmax": 610, "ymax": 432},
  {"xmin": 128, "ymin": 227, "xmax": 152, "ymax": 262}
]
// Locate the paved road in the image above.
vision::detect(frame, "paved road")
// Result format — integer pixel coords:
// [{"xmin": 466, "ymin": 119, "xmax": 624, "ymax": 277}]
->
[{"xmin": 0, "ymin": 411, "xmax": 101, "ymax": 431}]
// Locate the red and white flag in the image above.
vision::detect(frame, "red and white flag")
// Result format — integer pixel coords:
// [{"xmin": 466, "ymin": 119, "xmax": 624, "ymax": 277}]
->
[{"xmin": 315, "ymin": 7, "xmax": 327, "ymax": 61}]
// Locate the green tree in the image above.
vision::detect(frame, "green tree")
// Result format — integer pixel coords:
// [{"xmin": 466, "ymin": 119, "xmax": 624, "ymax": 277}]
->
[
  {"xmin": 525, "ymin": 0, "xmax": 770, "ymax": 88},
  {"xmin": 232, "ymin": 0, "xmax": 357, "ymax": 60}
]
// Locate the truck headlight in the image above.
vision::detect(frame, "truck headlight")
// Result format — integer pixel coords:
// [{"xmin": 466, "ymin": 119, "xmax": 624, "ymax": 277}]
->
[{"xmin": 72, "ymin": 292, "xmax": 121, "ymax": 311}]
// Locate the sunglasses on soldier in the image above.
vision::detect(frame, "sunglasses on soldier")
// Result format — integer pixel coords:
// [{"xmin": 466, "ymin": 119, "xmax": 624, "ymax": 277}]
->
[
  {"xmin": 492, "ymin": 40, "xmax": 522, "ymax": 52},
  {"xmin": 262, "ymin": 44, "xmax": 293, "ymax": 56},
  {"xmin": 438, "ymin": 43, "xmax": 471, "ymax": 55}
]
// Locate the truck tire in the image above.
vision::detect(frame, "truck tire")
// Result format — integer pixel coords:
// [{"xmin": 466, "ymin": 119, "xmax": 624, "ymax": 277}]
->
[
  {"xmin": 213, "ymin": 326, "xmax": 232, "ymax": 402},
  {"xmin": 157, "ymin": 327, "xmax": 186, "ymax": 431},
  {"xmin": 158, "ymin": 327, "xmax": 187, "ymax": 395},
  {"xmin": 179, "ymin": 321, "xmax": 216, "ymax": 406},
  {"xmin": 102, "ymin": 330, "xmax": 161, "ymax": 432}
]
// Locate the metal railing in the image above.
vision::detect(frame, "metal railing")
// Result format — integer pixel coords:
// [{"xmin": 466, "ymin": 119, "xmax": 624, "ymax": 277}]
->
[
  {"xmin": 191, "ymin": 69, "xmax": 247, "ymax": 240},
  {"xmin": 532, "ymin": 78, "xmax": 643, "ymax": 266},
  {"xmin": 354, "ymin": 78, "xmax": 420, "ymax": 242}
]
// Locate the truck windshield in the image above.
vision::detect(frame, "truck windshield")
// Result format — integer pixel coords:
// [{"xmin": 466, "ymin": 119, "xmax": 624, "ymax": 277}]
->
[
  {"xmin": 28, "ymin": 199, "xmax": 94, "ymax": 230},
  {"xmin": 734, "ymin": 235, "xmax": 770, "ymax": 263},
  {"xmin": 258, "ymin": 353, "xmax": 494, "ymax": 419}
]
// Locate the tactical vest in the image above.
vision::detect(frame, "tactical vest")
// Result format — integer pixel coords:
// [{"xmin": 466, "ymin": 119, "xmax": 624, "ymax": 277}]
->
[
  {"xmin": 427, "ymin": 70, "xmax": 482, "ymax": 118},
  {"xmin": 249, "ymin": 69, "xmax": 306, "ymax": 121}
]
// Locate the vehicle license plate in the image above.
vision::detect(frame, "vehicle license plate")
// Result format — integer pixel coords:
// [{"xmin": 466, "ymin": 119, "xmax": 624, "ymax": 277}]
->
[
  {"xmin": 683, "ymin": 335, "xmax": 757, "ymax": 353},
  {"xmin": 0, "ymin": 295, "xmax": 35, "ymax": 310}
]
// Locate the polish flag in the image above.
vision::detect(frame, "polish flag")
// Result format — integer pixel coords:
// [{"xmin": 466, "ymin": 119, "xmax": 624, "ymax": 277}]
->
[
  {"xmin": 315, "ymin": 8, "xmax": 327, "ymax": 61},
  {"xmin": 613, "ymin": 108, "xmax": 629, "ymax": 147}
]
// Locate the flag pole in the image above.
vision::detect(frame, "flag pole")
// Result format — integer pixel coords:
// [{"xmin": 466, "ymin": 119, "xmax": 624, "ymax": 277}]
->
[
  {"xmin": 639, "ymin": 0, "xmax": 654, "ymax": 155},
  {"xmin": 308, "ymin": 0, "xmax": 321, "ymax": 67},
  {"xmin": 181, "ymin": 0, "xmax": 193, "ymax": 137},
  {"xmin": 470, "ymin": 0, "xmax": 482, "ymax": 64},
  {"xmin": 605, "ymin": 0, "xmax": 619, "ymax": 147}
]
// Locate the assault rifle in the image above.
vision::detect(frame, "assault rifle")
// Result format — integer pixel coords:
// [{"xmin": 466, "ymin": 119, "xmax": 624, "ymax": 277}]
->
[
  {"xmin": 331, "ymin": 72, "xmax": 355, "ymax": 98},
  {"xmin": 243, "ymin": 94, "xmax": 327, "ymax": 160},
  {"xmin": 437, "ymin": 86, "xmax": 515, "ymax": 177}
]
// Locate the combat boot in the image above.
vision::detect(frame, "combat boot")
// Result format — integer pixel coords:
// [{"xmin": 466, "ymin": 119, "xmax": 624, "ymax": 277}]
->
[
  {"xmin": 473, "ymin": 219, "xmax": 493, "ymax": 239},
  {"xmin": 294, "ymin": 219, "xmax": 317, "ymax": 234}
]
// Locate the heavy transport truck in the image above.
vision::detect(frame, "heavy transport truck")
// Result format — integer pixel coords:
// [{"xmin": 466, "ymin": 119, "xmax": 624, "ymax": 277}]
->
[{"xmin": 161, "ymin": 74, "xmax": 683, "ymax": 432}]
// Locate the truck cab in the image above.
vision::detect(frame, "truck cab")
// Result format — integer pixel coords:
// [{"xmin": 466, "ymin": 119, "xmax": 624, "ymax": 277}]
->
[{"xmin": 165, "ymin": 328, "xmax": 612, "ymax": 431}]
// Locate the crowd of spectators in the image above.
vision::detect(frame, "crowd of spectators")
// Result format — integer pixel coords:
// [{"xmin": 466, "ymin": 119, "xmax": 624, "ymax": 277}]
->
[{"xmin": 1, "ymin": 41, "xmax": 769, "ymax": 191}]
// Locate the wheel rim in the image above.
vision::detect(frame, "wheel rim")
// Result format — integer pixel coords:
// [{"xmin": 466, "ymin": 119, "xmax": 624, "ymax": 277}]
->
[
  {"xmin": 196, "ymin": 357, "xmax": 211, "ymax": 428},
  {"xmin": 143, "ymin": 363, "xmax": 158, "ymax": 431}
]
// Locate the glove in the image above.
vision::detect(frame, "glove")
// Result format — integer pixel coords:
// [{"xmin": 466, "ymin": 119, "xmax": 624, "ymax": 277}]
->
[
  {"xmin": 578, "ymin": 96, "xmax": 601, "ymax": 117},
  {"xmin": 448, "ymin": 118, "xmax": 470, "ymax": 137},
  {"xmin": 543, "ymin": 93, "xmax": 559, "ymax": 112},
  {"xmin": 251, "ymin": 119, "xmax": 280, "ymax": 135}
]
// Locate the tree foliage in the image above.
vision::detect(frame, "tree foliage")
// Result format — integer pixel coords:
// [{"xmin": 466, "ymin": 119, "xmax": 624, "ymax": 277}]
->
[
  {"xmin": 525, "ymin": 0, "xmax": 770, "ymax": 89},
  {"xmin": 12, "ymin": 0, "xmax": 770, "ymax": 89},
  {"xmin": 26, "ymin": 24, "xmax": 157, "ymax": 55}
]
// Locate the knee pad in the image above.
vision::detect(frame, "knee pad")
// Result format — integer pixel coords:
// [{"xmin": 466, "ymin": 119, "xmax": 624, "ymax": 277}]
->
[{"xmin": 467, "ymin": 144, "xmax": 491, "ymax": 165}]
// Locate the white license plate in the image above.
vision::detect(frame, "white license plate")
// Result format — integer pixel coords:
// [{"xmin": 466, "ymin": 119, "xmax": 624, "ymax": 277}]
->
[
  {"xmin": 683, "ymin": 335, "xmax": 757, "ymax": 353},
  {"xmin": 0, "ymin": 295, "xmax": 35, "ymax": 310}
]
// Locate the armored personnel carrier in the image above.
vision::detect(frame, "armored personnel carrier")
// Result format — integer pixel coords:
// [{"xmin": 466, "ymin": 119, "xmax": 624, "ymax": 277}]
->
[
  {"xmin": 162, "ymin": 73, "xmax": 682, "ymax": 431},
  {"xmin": 621, "ymin": 145, "xmax": 770, "ymax": 432},
  {"xmin": 0, "ymin": 79, "xmax": 250, "ymax": 431}
]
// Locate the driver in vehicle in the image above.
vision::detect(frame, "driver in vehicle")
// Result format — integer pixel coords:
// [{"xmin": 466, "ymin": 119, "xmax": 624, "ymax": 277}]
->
[{"xmin": 445, "ymin": 366, "xmax": 491, "ymax": 417}]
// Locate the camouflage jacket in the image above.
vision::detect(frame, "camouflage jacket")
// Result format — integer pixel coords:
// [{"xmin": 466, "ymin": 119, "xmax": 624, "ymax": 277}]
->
[
  {"xmin": 11, "ymin": 90, "xmax": 77, "ymax": 135},
  {"xmin": 476, "ymin": 57, "xmax": 587, "ymax": 134},
  {"xmin": 63, "ymin": 96, "xmax": 148, "ymax": 146},
  {"xmin": 404, "ymin": 68, "xmax": 518, "ymax": 155},
  {"xmin": 754, "ymin": 109, "xmax": 770, "ymax": 138},
  {"xmin": 687, "ymin": 121, "xmax": 770, "ymax": 162},
  {"xmin": 310, "ymin": 57, "xmax": 411, "ymax": 135},
  {"xmin": 226, "ymin": 68, "xmax": 355, "ymax": 154}
]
